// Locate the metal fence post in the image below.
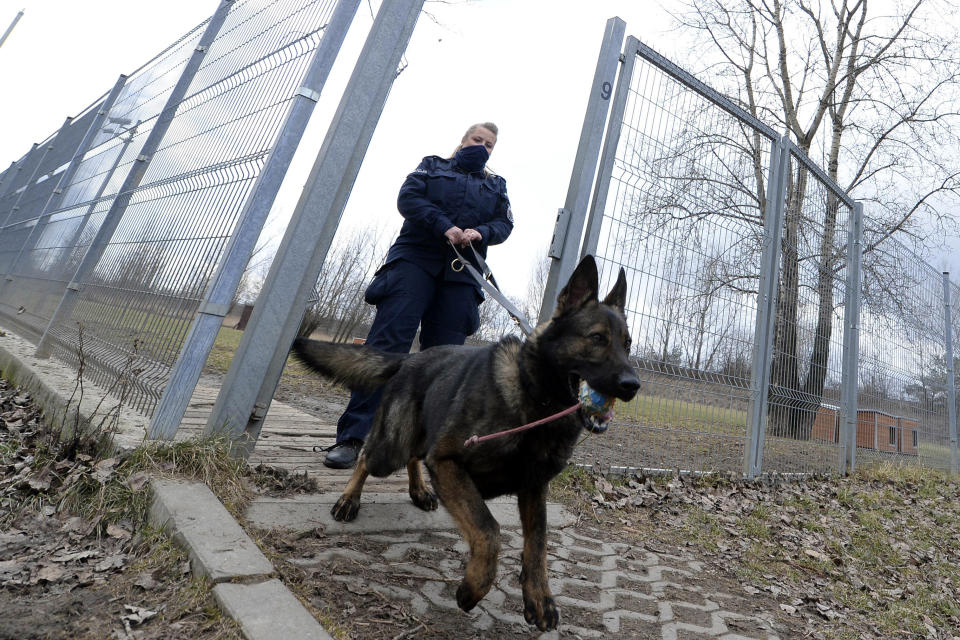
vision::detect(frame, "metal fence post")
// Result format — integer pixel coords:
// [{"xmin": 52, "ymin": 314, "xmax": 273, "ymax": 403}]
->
[
  {"xmin": 580, "ymin": 36, "xmax": 637, "ymax": 260},
  {"xmin": 34, "ymin": 0, "xmax": 235, "ymax": 359},
  {"xmin": 839, "ymin": 202, "xmax": 863, "ymax": 474},
  {"xmin": 0, "ymin": 161, "xmax": 17, "ymax": 200},
  {"xmin": 147, "ymin": 0, "xmax": 361, "ymax": 440},
  {"xmin": 0, "ymin": 75, "xmax": 128, "ymax": 293},
  {"xmin": 744, "ymin": 136, "xmax": 789, "ymax": 478},
  {"xmin": 0, "ymin": 143, "xmax": 44, "ymax": 232},
  {"xmin": 538, "ymin": 17, "xmax": 626, "ymax": 325},
  {"xmin": 944, "ymin": 272, "xmax": 959, "ymax": 474},
  {"xmin": 203, "ymin": 0, "xmax": 424, "ymax": 451}
]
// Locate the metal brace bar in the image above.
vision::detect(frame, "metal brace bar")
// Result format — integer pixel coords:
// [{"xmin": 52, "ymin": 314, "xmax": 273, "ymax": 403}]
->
[
  {"xmin": 198, "ymin": 302, "xmax": 231, "ymax": 317},
  {"xmin": 296, "ymin": 87, "xmax": 321, "ymax": 102}
]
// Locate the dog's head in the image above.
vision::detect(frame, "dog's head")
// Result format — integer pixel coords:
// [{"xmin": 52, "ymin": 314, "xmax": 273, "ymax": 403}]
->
[{"xmin": 543, "ymin": 255, "xmax": 640, "ymax": 404}]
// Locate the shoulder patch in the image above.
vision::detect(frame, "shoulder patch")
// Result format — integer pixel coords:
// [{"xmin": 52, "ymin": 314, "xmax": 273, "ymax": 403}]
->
[{"xmin": 507, "ymin": 205, "xmax": 514, "ymax": 222}]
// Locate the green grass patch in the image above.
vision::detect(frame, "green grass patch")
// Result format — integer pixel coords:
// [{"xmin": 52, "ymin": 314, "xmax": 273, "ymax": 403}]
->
[{"xmin": 620, "ymin": 393, "xmax": 747, "ymax": 435}]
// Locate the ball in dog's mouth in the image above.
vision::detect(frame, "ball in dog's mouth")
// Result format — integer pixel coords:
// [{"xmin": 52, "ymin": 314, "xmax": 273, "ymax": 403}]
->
[{"xmin": 578, "ymin": 380, "xmax": 615, "ymax": 434}]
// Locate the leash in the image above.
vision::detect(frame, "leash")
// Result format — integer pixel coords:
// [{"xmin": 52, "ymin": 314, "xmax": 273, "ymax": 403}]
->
[
  {"xmin": 464, "ymin": 403, "xmax": 581, "ymax": 447},
  {"xmin": 448, "ymin": 241, "xmax": 534, "ymax": 336},
  {"xmin": 462, "ymin": 381, "xmax": 617, "ymax": 447}
]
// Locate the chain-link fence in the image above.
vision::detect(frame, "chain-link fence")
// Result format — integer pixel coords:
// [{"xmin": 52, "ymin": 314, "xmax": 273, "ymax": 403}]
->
[
  {"xmin": 565, "ymin": 34, "xmax": 959, "ymax": 477},
  {"xmin": 571, "ymin": 37, "xmax": 777, "ymax": 474},
  {"xmin": 0, "ymin": 0, "xmax": 353, "ymax": 414}
]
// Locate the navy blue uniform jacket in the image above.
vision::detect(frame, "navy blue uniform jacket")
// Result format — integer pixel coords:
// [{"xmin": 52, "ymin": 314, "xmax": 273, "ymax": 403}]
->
[{"xmin": 384, "ymin": 155, "xmax": 513, "ymax": 291}]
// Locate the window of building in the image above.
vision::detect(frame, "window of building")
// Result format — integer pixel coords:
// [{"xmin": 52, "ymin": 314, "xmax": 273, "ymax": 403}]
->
[{"xmin": 889, "ymin": 426, "xmax": 896, "ymax": 446}]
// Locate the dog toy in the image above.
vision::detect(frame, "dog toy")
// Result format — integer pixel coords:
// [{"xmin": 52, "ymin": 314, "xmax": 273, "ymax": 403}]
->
[{"xmin": 578, "ymin": 380, "xmax": 615, "ymax": 434}]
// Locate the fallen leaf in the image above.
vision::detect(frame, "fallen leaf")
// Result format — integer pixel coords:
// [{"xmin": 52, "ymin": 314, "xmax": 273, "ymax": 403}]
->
[
  {"xmin": 803, "ymin": 548, "xmax": 830, "ymax": 563},
  {"xmin": 126, "ymin": 472, "xmax": 150, "ymax": 492},
  {"xmin": 121, "ymin": 605, "xmax": 157, "ymax": 626},
  {"xmin": 106, "ymin": 524, "xmax": 131, "ymax": 540},
  {"xmin": 95, "ymin": 554, "xmax": 125, "ymax": 572},
  {"xmin": 93, "ymin": 458, "xmax": 118, "ymax": 483},
  {"xmin": 26, "ymin": 474, "xmax": 51, "ymax": 491},
  {"xmin": 0, "ymin": 560, "xmax": 23, "ymax": 577},
  {"xmin": 35, "ymin": 565, "xmax": 65, "ymax": 582},
  {"xmin": 51, "ymin": 549, "xmax": 101, "ymax": 563},
  {"xmin": 133, "ymin": 572, "xmax": 157, "ymax": 590}
]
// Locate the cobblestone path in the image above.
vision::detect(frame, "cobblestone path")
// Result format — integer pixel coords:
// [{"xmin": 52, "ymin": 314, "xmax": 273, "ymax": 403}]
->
[{"xmin": 285, "ymin": 524, "xmax": 791, "ymax": 639}]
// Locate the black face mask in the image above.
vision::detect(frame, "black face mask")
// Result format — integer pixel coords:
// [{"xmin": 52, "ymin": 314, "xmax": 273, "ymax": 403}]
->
[{"xmin": 454, "ymin": 144, "xmax": 489, "ymax": 173}]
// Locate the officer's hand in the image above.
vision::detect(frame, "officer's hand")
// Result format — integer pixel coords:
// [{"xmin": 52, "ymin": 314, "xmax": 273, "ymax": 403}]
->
[
  {"xmin": 444, "ymin": 226, "xmax": 464, "ymax": 245},
  {"xmin": 462, "ymin": 229, "xmax": 482, "ymax": 245}
]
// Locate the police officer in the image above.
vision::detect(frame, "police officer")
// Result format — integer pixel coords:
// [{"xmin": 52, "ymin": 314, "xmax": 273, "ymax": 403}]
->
[{"xmin": 323, "ymin": 122, "xmax": 513, "ymax": 469}]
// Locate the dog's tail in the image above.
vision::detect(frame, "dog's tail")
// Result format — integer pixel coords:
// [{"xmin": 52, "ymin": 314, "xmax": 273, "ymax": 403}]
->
[{"xmin": 290, "ymin": 338, "xmax": 405, "ymax": 391}]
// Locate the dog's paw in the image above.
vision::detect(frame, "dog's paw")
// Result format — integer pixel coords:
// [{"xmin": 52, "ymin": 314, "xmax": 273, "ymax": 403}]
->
[
  {"xmin": 455, "ymin": 581, "xmax": 482, "ymax": 612},
  {"xmin": 523, "ymin": 595, "xmax": 559, "ymax": 631},
  {"xmin": 409, "ymin": 488, "xmax": 438, "ymax": 512},
  {"xmin": 330, "ymin": 495, "xmax": 360, "ymax": 522}
]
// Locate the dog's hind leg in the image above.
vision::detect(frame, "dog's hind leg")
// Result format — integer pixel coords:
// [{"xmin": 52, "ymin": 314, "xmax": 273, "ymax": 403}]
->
[
  {"xmin": 407, "ymin": 459, "xmax": 438, "ymax": 512},
  {"xmin": 518, "ymin": 484, "xmax": 559, "ymax": 631},
  {"xmin": 331, "ymin": 454, "xmax": 370, "ymax": 522},
  {"xmin": 429, "ymin": 459, "xmax": 500, "ymax": 612}
]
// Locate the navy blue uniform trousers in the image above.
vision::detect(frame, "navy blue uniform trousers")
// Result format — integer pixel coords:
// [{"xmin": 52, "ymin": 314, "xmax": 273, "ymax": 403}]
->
[{"xmin": 335, "ymin": 259, "xmax": 480, "ymax": 443}]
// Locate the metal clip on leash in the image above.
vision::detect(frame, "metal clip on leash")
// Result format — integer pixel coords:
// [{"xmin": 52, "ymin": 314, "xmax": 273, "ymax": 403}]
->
[{"xmin": 448, "ymin": 241, "xmax": 534, "ymax": 336}]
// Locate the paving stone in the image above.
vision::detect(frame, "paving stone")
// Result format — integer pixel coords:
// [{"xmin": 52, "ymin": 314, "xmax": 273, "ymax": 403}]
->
[{"xmin": 285, "ymin": 523, "xmax": 784, "ymax": 639}]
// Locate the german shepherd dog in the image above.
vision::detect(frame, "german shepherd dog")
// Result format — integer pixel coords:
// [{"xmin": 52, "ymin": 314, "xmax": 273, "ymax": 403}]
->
[{"xmin": 291, "ymin": 255, "xmax": 640, "ymax": 631}]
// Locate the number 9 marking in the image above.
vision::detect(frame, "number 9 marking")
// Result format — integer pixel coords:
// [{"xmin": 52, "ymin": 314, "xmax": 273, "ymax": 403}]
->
[{"xmin": 600, "ymin": 81, "xmax": 612, "ymax": 100}]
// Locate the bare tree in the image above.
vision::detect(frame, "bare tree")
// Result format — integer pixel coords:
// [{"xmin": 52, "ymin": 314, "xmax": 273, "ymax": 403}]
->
[
  {"xmin": 233, "ymin": 235, "xmax": 276, "ymax": 308},
  {"xmin": 523, "ymin": 250, "xmax": 551, "ymax": 326},
  {"xmin": 669, "ymin": 0, "xmax": 960, "ymax": 439},
  {"xmin": 298, "ymin": 225, "xmax": 386, "ymax": 340}
]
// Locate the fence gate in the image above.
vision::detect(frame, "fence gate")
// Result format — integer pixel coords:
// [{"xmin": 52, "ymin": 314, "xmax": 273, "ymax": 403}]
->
[{"xmin": 546, "ymin": 25, "xmax": 960, "ymax": 477}]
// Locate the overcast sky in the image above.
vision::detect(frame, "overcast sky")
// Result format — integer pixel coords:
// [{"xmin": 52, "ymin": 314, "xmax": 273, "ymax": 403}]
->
[{"xmin": 1, "ymin": 0, "xmax": 957, "ymax": 302}]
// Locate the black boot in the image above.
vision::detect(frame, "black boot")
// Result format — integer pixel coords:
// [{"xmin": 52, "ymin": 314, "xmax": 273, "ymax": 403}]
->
[{"xmin": 322, "ymin": 438, "xmax": 364, "ymax": 469}]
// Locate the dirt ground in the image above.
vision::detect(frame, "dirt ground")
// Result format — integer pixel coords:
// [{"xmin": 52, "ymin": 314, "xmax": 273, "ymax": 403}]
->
[{"xmin": 0, "ymin": 379, "xmax": 241, "ymax": 640}]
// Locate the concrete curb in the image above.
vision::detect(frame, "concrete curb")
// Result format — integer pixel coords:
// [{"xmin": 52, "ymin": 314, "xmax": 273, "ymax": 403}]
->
[
  {"xmin": 214, "ymin": 579, "xmax": 333, "ymax": 640},
  {"xmin": 149, "ymin": 478, "xmax": 333, "ymax": 640}
]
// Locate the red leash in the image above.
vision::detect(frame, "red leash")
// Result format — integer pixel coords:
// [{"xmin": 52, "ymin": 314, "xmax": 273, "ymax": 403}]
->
[{"xmin": 463, "ymin": 403, "xmax": 582, "ymax": 447}]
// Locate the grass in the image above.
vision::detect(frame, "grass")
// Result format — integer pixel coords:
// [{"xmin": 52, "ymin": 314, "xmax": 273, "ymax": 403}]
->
[
  {"xmin": 205, "ymin": 326, "xmax": 338, "ymax": 401},
  {"xmin": 619, "ymin": 392, "xmax": 748, "ymax": 435},
  {"xmin": 712, "ymin": 463, "xmax": 960, "ymax": 636}
]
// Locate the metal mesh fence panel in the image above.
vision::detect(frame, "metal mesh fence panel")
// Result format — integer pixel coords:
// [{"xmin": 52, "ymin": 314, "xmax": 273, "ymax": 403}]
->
[
  {"xmin": 0, "ymin": 0, "xmax": 341, "ymax": 413},
  {"xmin": 0, "ymin": 20, "xmax": 208, "ymax": 337},
  {"xmin": 857, "ymin": 237, "xmax": 952, "ymax": 472},
  {"xmin": 572, "ymin": 43, "xmax": 778, "ymax": 474},
  {"xmin": 760, "ymin": 148, "xmax": 853, "ymax": 474}
]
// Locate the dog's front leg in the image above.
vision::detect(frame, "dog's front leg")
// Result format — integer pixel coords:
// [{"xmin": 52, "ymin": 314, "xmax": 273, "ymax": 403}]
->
[
  {"xmin": 430, "ymin": 459, "xmax": 500, "ymax": 612},
  {"xmin": 517, "ymin": 484, "xmax": 559, "ymax": 631},
  {"xmin": 331, "ymin": 454, "xmax": 369, "ymax": 522}
]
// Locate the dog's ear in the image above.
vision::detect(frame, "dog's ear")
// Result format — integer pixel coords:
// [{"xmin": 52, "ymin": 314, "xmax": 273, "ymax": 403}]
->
[
  {"xmin": 602, "ymin": 268, "xmax": 628, "ymax": 313},
  {"xmin": 556, "ymin": 255, "xmax": 599, "ymax": 316}
]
